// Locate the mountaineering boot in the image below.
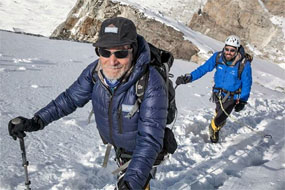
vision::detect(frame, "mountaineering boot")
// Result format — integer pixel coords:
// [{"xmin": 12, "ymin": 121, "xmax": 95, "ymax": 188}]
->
[
  {"xmin": 209, "ymin": 124, "xmax": 219, "ymax": 143},
  {"xmin": 209, "ymin": 120, "xmax": 220, "ymax": 143}
]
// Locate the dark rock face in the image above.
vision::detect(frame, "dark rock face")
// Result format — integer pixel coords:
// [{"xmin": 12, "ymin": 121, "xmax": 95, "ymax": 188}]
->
[
  {"xmin": 51, "ymin": 0, "xmax": 199, "ymax": 60},
  {"xmin": 189, "ymin": 0, "xmax": 284, "ymax": 64}
]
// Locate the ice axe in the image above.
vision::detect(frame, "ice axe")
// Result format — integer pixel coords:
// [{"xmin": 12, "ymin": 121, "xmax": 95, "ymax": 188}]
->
[{"xmin": 11, "ymin": 118, "xmax": 31, "ymax": 190}]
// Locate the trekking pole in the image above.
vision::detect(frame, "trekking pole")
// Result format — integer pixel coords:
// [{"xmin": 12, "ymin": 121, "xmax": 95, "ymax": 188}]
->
[
  {"xmin": 11, "ymin": 118, "xmax": 31, "ymax": 190},
  {"xmin": 19, "ymin": 137, "xmax": 31, "ymax": 190}
]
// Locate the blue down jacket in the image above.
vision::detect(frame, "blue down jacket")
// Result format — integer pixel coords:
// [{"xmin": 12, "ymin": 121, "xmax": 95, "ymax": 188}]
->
[
  {"xmin": 35, "ymin": 35, "xmax": 168, "ymax": 189},
  {"xmin": 190, "ymin": 52, "xmax": 252, "ymax": 101}
]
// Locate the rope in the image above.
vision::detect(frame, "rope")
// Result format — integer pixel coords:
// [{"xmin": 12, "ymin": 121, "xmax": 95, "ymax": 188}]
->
[{"xmin": 218, "ymin": 97, "xmax": 272, "ymax": 140}]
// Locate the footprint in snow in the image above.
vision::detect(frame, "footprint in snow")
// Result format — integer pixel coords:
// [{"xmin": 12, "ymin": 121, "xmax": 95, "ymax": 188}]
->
[
  {"xmin": 31, "ymin": 84, "xmax": 39, "ymax": 88},
  {"xmin": 63, "ymin": 119, "xmax": 78, "ymax": 126},
  {"xmin": 18, "ymin": 66, "xmax": 26, "ymax": 70},
  {"xmin": 30, "ymin": 84, "xmax": 52, "ymax": 89}
]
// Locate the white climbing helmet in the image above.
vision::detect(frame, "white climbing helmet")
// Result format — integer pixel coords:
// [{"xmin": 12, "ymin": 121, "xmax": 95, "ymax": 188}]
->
[{"xmin": 225, "ymin": 35, "xmax": 241, "ymax": 48}]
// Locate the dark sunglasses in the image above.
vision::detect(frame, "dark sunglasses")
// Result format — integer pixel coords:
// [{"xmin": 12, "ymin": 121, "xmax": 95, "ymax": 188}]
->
[
  {"xmin": 95, "ymin": 48, "xmax": 132, "ymax": 59},
  {"xmin": 224, "ymin": 48, "xmax": 237, "ymax": 53}
]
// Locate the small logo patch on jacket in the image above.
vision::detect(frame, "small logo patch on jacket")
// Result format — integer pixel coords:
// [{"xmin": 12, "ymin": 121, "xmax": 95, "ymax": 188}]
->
[{"xmin": 122, "ymin": 104, "xmax": 135, "ymax": 113}]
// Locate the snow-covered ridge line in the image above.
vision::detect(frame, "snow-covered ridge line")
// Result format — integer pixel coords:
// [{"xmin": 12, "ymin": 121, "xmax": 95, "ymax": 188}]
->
[{"xmin": 0, "ymin": 29, "xmax": 45, "ymax": 38}]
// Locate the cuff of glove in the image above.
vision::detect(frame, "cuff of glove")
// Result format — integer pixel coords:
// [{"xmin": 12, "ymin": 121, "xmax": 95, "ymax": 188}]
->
[
  {"xmin": 29, "ymin": 116, "xmax": 45, "ymax": 131},
  {"xmin": 239, "ymin": 100, "xmax": 247, "ymax": 105},
  {"xmin": 186, "ymin": 74, "xmax": 192, "ymax": 82}
]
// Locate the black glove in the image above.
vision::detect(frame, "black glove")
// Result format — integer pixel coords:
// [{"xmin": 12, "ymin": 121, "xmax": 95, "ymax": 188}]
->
[
  {"xmin": 235, "ymin": 101, "xmax": 247, "ymax": 112},
  {"xmin": 176, "ymin": 74, "xmax": 192, "ymax": 85},
  {"xmin": 8, "ymin": 116, "xmax": 44, "ymax": 140},
  {"xmin": 116, "ymin": 177, "xmax": 131, "ymax": 190}
]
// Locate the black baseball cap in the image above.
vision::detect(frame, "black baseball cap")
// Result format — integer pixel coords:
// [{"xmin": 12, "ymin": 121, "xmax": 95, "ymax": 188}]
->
[{"xmin": 93, "ymin": 17, "xmax": 137, "ymax": 48}]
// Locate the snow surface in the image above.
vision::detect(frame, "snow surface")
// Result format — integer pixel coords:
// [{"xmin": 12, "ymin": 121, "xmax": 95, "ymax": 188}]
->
[
  {"xmin": 0, "ymin": 0, "xmax": 76, "ymax": 37},
  {"xmin": 1, "ymin": 0, "xmax": 285, "ymax": 189},
  {"xmin": 1, "ymin": 30, "xmax": 285, "ymax": 190}
]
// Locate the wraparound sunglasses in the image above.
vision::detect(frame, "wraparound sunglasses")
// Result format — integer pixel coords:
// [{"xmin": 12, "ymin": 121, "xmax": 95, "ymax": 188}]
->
[{"xmin": 95, "ymin": 48, "xmax": 132, "ymax": 59}]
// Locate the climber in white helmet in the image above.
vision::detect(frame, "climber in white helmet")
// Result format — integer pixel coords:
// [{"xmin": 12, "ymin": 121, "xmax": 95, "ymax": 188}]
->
[{"xmin": 176, "ymin": 35, "xmax": 253, "ymax": 143}]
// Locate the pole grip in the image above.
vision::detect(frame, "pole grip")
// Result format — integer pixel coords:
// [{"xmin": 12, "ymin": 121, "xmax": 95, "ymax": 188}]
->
[{"xmin": 11, "ymin": 117, "xmax": 22, "ymax": 125}]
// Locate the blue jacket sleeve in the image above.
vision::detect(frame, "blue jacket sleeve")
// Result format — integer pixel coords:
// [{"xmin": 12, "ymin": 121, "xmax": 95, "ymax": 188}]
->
[
  {"xmin": 240, "ymin": 61, "xmax": 252, "ymax": 101},
  {"xmin": 190, "ymin": 53, "xmax": 217, "ymax": 81},
  {"xmin": 124, "ymin": 68, "xmax": 167, "ymax": 189},
  {"xmin": 35, "ymin": 62, "xmax": 96, "ymax": 126}
]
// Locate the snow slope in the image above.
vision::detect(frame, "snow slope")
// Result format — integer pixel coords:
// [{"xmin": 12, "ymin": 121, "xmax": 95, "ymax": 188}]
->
[
  {"xmin": 1, "ymin": 30, "xmax": 285, "ymax": 190},
  {"xmin": 0, "ymin": 0, "xmax": 76, "ymax": 36},
  {"xmin": 1, "ymin": 0, "xmax": 285, "ymax": 189}
]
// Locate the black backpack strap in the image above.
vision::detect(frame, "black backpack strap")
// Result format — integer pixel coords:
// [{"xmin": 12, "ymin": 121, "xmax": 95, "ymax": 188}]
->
[
  {"xmin": 238, "ymin": 59, "xmax": 246, "ymax": 80},
  {"xmin": 238, "ymin": 53, "xmax": 252, "ymax": 80},
  {"xmin": 136, "ymin": 71, "xmax": 150, "ymax": 102},
  {"xmin": 125, "ymin": 71, "xmax": 150, "ymax": 119},
  {"xmin": 215, "ymin": 52, "xmax": 223, "ymax": 67},
  {"xmin": 125, "ymin": 62, "xmax": 170, "ymax": 119}
]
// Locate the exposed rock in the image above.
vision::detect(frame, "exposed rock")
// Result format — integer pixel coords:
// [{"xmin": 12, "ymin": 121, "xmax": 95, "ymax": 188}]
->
[
  {"xmin": 261, "ymin": 0, "xmax": 285, "ymax": 16},
  {"xmin": 188, "ymin": 0, "xmax": 285, "ymax": 64},
  {"xmin": 51, "ymin": 0, "xmax": 199, "ymax": 60}
]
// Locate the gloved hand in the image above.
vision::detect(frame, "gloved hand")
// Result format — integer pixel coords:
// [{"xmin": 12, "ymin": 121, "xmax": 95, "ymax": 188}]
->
[
  {"xmin": 235, "ymin": 101, "xmax": 247, "ymax": 112},
  {"xmin": 176, "ymin": 74, "xmax": 192, "ymax": 85},
  {"xmin": 116, "ymin": 177, "xmax": 131, "ymax": 190},
  {"xmin": 8, "ymin": 116, "xmax": 44, "ymax": 140}
]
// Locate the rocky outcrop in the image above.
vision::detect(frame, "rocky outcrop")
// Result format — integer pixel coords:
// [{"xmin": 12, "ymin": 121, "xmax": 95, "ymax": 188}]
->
[
  {"xmin": 51, "ymin": 0, "xmax": 199, "ymax": 60},
  {"xmin": 261, "ymin": 0, "xmax": 284, "ymax": 16},
  {"xmin": 189, "ymin": 0, "xmax": 285, "ymax": 64}
]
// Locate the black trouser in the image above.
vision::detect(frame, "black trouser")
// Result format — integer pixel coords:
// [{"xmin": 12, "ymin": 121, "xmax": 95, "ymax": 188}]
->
[
  {"xmin": 213, "ymin": 96, "xmax": 236, "ymax": 127},
  {"xmin": 114, "ymin": 147, "xmax": 160, "ymax": 189}
]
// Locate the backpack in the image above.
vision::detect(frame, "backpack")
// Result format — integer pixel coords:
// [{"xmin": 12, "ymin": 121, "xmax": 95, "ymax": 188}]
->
[
  {"xmin": 126, "ymin": 43, "xmax": 177, "ymax": 154},
  {"xmin": 140, "ymin": 43, "xmax": 177, "ymax": 154},
  {"xmin": 215, "ymin": 51, "xmax": 253, "ymax": 80}
]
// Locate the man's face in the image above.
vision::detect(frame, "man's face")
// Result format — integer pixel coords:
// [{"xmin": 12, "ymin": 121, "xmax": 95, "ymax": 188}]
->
[
  {"xmin": 99, "ymin": 45, "xmax": 133, "ymax": 80},
  {"xmin": 224, "ymin": 46, "xmax": 238, "ymax": 61}
]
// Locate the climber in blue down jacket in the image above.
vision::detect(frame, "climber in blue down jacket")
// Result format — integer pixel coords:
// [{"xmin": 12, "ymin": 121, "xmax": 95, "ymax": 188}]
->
[{"xmin": 8, "ymin": 17, "xmax": 168, "ymax": 190}]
